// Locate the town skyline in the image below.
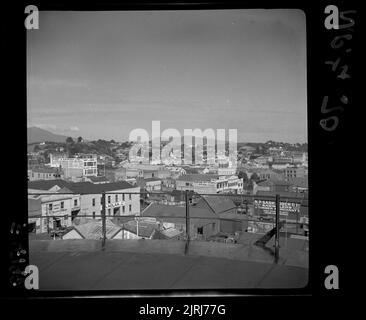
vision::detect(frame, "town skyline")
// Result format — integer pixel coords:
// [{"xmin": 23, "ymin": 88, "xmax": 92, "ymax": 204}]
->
[{"xmin": 27, "ymin": 125, "xmax": 308, "ymax": 145}]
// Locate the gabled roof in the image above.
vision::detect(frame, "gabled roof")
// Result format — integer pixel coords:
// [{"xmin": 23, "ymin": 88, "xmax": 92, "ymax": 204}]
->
[
  {"xmin": 142, "ymin": 203, "xmax": 217, "ymax": 220},
  {"xmin": 199, "ymin": 196, "xmax": 237, "ymax": 214},
  {"xmin": 28, "ymin": 179, "xmax": 70, "ymax": 191},
  {"xmin": 68, "ymin": 219, "xmax": 122, "ymax": 239},
  {"xmin": 29, "ymin": 166, "xmax": 60, "ymax": 174},
  {"xmin": 122, "ymin": 220, "xmax": 159, "ymax": 238},
  {"xmin": 61, "ymin": 181, "xmax": 136, "ymax": 194}
]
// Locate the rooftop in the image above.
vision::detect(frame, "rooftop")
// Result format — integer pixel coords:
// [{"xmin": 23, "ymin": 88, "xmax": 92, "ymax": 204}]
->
[
  {"xmin": 66, "ymin": 219, "xmax": 122, "ymax": 240},
  {"xmin": 29, "ymin": 179, "xmax": 136, "ymax": 194},
  {"xmin": 29, "ymin": 239, "xmax": 308, "ymax": 290},
  {"xmin": 88, "ymin": 176, "xmax": 110, "ymax": 183},
  {"xmin": 199, "ymin": 195, "xmax": 237, "ymax": 214},
  {"xmin": 28, "ymin": 179, "xmax": 70, "ymax": 191},
  {"xmin": 256, "ymin": 190, "xmax": 308, "ymax": 201},
  {"xmin": 142, "ymin": 203, "xmax": 217, "ymax": 220},
  {"xmin": 29, "ymin": 166, "xmax": 61, "ymax": 174},
  {"xmin": 176, "ymin": 174, "xmax": 220, "ymax": 182},
  {"xmin": 122, "ymin": 220, "xmax": 159, "ymax": 238},
  {"xmin": 257, "ymin": 179, "xmax": 293, "ymax": 187}
]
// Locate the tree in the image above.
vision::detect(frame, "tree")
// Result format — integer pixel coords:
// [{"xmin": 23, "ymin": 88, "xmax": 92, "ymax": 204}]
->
[
  {"xmin": 77, "ymin": 136, "xmax": 83, "ymax": 143},
  {"xmin": 66, "ymin": 137, "xmax": 74, "ymax": 144},
  {"xmin": 238, "ymin": 171, "xmax": 249, "ymax": 182},
  {"xmin": 250, "ymin": 172, "xmax": 260, "ymax": 182}
]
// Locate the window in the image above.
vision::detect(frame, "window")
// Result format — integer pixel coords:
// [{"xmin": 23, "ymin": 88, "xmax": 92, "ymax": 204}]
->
[
  {"xmin": 74, "ymin": 199, "xmax": 78, "ymax": 207},
  {"xmin": 108, "ymin": 209, "xmax": 111, "ymax": 216},
  {"xmin": 92, "ymin": 198, "xmax": 95, "ymax": 206},
  {"xmin": 197, "ymin": 227, "xmax": 203, "ymax": 235},
  {"xmin": 93, "ymin": 212, "xmax": 95, "ymax": 219},
  {"xmin": 129, "ymin": 205, "xmax": 132, "ymax": 212},
  {"xmin": 115, "ymin": 194, "xmax": 118, "ymax": 202},
  {"xmin": 122, "ymin": 194, "xmax": 125, "ymax": 201},
  {"xmin": 129, "ymin": 194, "xmax": 132, "ymax": 200},
  {"xmin": 61, "ymin": 201, "xmax": 64, "ymax": 209},
  {"xmin": 122, "ymin": 206, "xmax": 125, "ymax": 213},
  {"xmin": 48, "ymin": 203, "xmax": 53, "ymax": 211},
  {"xmin": 108, "ymin": 196, "xmax": 111, "ymax": 204}
]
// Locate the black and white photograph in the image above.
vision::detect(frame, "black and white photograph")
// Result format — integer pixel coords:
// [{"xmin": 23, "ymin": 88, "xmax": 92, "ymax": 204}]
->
[
  {"xmin": 26, "ymin": 8, "xmax": 309, "ymax": 291},
  {"xmin": 2, "ymin": 0, "xmax": 358, "ymax": 309}
]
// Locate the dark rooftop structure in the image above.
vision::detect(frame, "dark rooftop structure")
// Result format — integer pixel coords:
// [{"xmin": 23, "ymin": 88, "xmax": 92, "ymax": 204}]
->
[
  {"xmin": 197, "ymin": 195, "xmax": 237, "ymax": 214},
  {"xmin": 28, "ymin": 179, "xmax": 135, "ymax": 194},
  {"xmin": 256, "ymin": 190, "xmax": 307, "ymax": 201},
  {"xmin": 28, "ymin": 179, "xmax": 70, "ymax": 191},
  {"xmin": 142, "ymin": 203, "xmax": 217, "ymax": 220},
  {"xmin": 176, "ymin": 174, "xmax": 220, "ymax": 182}
]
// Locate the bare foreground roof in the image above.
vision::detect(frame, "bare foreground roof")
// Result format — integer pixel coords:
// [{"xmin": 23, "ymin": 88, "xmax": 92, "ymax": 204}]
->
[{"xmin": 30, "ymin": 239, "xmax": 308, "ymax": 290}]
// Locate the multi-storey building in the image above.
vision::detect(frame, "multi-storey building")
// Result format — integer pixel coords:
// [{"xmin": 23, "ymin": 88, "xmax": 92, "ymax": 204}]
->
[
  {"xmin": 49, "ymin": 153, "xmax": 97, "ymax": 180},
  {"xmin": 65, "ymin": 181, "xmax": 141, "ymax": 219},
  {"xmin": 28, "ymin": 194, "xmax": 74, "ymax": 234},
  {"xmin": 28, "ymin": 180, "xmax": 140, "ymax": 228},
  {"xmin": 176, "ymin": 174, "xmax": 243, "ymax": 194}
]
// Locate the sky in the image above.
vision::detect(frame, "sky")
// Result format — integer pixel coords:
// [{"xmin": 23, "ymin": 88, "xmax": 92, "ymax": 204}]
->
[{"xmin": 27, "ymin": 9, "xmax": 307, "ymax": 143}]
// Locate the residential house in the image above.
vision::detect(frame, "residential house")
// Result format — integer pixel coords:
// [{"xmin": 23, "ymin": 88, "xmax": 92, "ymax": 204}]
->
[
  {"xmin": 195, "ymin": 196, "xmax": 245, "ymax": 234},
  {"xmin": 28, "ymin": 166, "xmax": 63, "ymax": 181},
  {"xmin": 141, "ymin": 203, "xmax": 220, "ymax": 240},
  {"xmin": 28, "ymin": 179, "xmax": 82, "ymax": 221}
]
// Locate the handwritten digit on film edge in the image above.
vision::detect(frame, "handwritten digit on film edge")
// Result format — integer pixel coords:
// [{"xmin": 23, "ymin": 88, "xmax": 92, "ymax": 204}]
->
[
  {"xmin": 320, "ymin": 116, "xmax": 339, "ymax": 132},
  {"xmin": 321, "ymin": 96, "xmax": 345, "ymax": 114}
]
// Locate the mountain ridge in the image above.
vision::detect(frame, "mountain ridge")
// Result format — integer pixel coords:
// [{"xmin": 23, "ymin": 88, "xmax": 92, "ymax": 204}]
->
[{"xmin": 27, "ymin": 127, "xmax": 70, "ymax": 144}]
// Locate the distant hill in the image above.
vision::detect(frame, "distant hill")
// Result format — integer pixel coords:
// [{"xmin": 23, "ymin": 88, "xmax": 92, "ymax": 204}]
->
[{"xmin": 27, "ymin": 127, "xmax": 69, "ymax": 144}]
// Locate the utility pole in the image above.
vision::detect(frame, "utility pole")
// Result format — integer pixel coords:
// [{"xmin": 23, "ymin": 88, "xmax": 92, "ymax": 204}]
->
[
  {"xmin": 185, "ymin": 190, "xmax": 190, "ymax": 255},
  {"xmin": 136, "ymin": 217, "xmax": 139, "ymax": 238},
  {"xmin": 274, "ymin": 194, "xmax": 280, "ymax": 263},
  {"xmin": 101, "ymin": 192, "xmax": 106, "ymax": 249}
]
